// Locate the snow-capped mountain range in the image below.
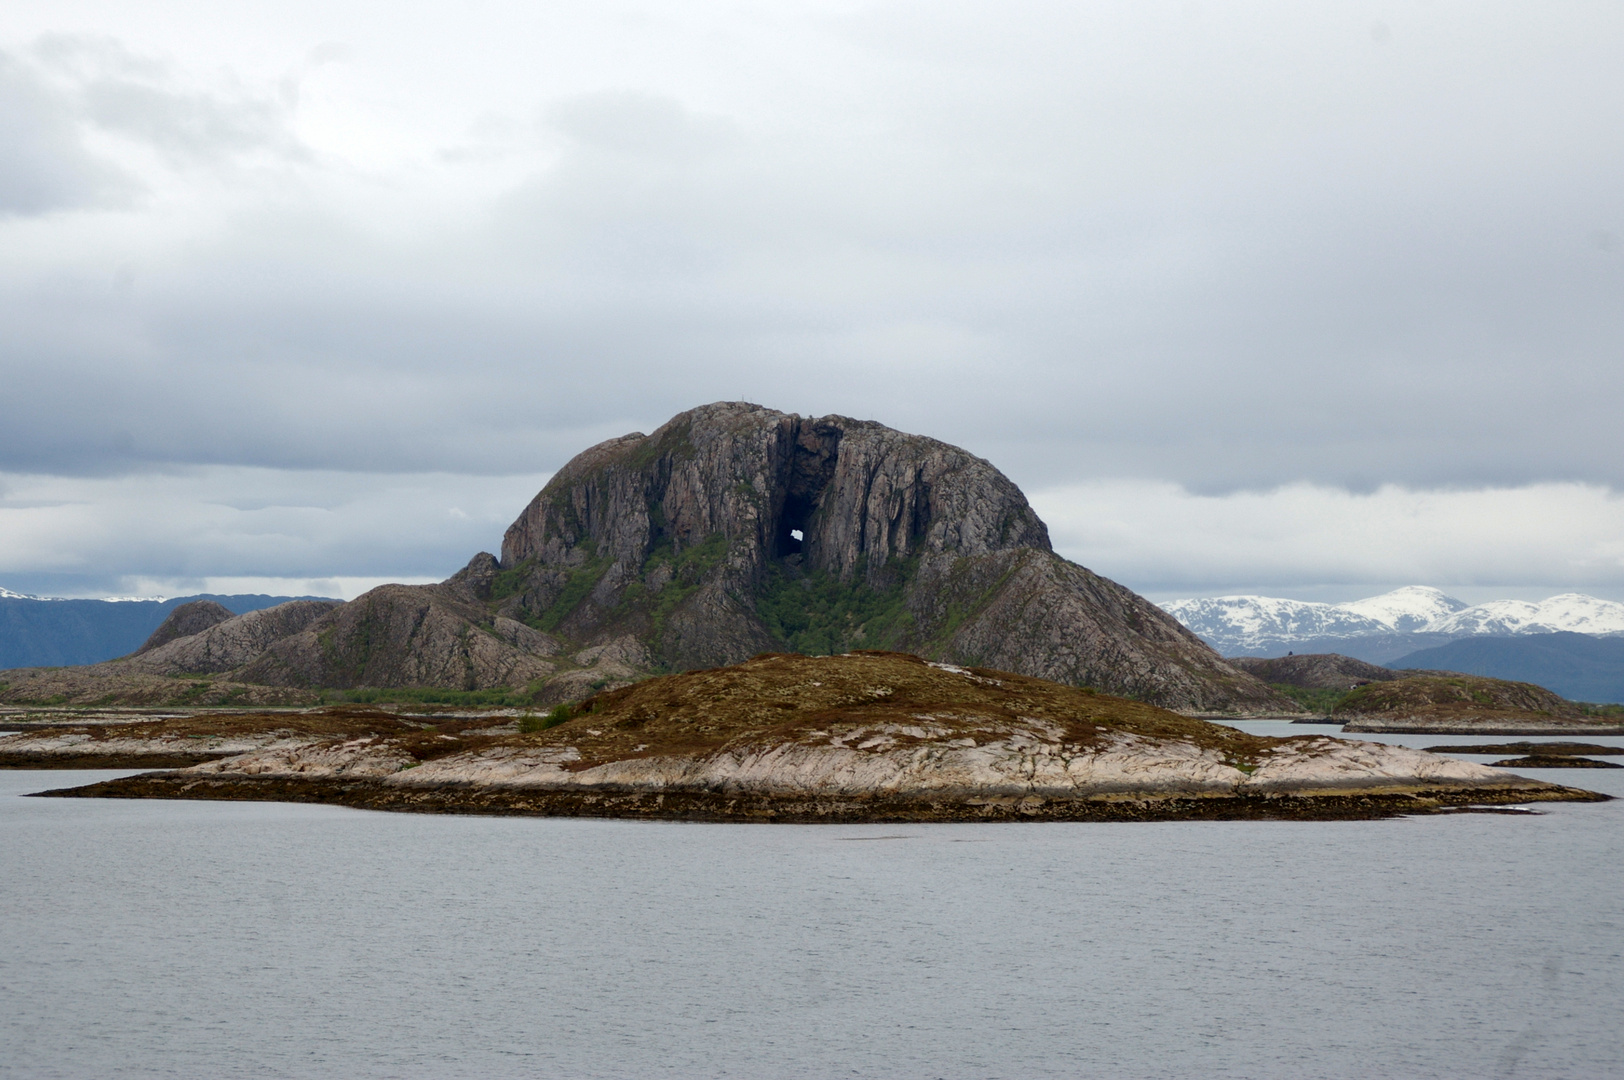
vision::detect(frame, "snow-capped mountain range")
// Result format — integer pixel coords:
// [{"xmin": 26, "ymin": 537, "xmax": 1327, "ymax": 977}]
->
[
  {"xmin": 1161, "ymin": 587, "xmax": 1624, "ymax": 656},
  {"xmin": 0, "ymin": 587, "xmax": 166, "ymax": 602}
]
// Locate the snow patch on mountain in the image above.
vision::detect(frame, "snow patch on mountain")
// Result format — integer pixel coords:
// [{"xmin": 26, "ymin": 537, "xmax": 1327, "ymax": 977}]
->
[
  {"xmin": 1428, "ymin": 593, "xmax": 1624, "ymax": 636},
  {"xmin": 0, "ymin": 587, "xmax": 60, "ymax": 601},
  {"xmin": 1335, "ymin": 586, "xmax": 1467, "ymax": 632},
  {"xmin": 1161, "ymin": 587, "xmax": 1624, "ymax": 654},
  {"xmin": 1159, "ymin": 596, "xmax": 1390, "ymax": 649}
]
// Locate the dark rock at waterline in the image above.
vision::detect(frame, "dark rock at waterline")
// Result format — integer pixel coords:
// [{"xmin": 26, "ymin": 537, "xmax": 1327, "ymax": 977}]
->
[
  {"xmin": 1427, "ymin": 742, "xmax": 1622, "ymax": 756},
  {"xmin": 1489, "ymin": 756, "xmax": 1622, "ymax": 769}
]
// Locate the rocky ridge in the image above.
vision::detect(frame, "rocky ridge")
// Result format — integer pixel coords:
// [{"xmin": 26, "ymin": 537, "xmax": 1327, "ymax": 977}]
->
[{"xmin": 135, "ymin": 600, "xmax": 235, "ymax": 655}]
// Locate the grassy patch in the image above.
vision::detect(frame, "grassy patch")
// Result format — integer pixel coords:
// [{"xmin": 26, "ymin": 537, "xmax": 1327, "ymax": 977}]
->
[
  {"xmin": 624, "ymin": 419, "xmax": 695, "ymax": 470},
  {"xmin": 919, "ymin": 555, "xmax": 1021, "ymax": 651},
  {"xmin": 519, "ymin": 703, "xmax": 573, "ymax": 733},
  {"xmin": 1269, "ymin": 684, "xmax": 1350, "ymax": 715},
  {"xmin": 489, "ymin": 558, "xmax": 534, "ymax": 602},
  {"xmin": 756, "ymin": 557, "xmax": 916, "ymax": 656}
]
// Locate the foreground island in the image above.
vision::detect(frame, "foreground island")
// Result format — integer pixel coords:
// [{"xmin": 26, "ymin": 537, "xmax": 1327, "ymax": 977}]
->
[{"xmin": 19, "ymin": 652, "xmax": 1605, "ymax": 822}]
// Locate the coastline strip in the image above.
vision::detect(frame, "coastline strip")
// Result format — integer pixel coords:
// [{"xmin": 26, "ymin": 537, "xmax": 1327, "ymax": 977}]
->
[{"xmin": 30, "ymin": 772, "xmax": 1608, "ymax": 823}]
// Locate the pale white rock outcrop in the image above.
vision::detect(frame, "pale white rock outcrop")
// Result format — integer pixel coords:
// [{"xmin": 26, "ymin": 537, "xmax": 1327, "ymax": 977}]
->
[
  {"xmin": 0, "ymin": 728, "xmax": 315, "ymax": 759},
  {"xmin": 186, "ymin": 736, "xmax": 415, "ymax": 779},
  {"xmin": 304, "ymin": 725, "xmax": 1530, "ymax": 799},
  {"xmin": 1239, "ymin": 737, "xmax": 1505, "ymax": 791}
]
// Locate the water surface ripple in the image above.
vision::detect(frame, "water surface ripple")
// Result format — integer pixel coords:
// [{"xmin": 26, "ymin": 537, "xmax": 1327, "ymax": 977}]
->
[{"xmin": 1, "ymin": 739, "xmax": 1620, "ymax": 1079}]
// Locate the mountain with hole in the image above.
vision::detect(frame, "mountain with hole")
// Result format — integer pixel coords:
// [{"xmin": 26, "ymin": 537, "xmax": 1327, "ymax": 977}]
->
[{"xmin": 1, "ymin": 402, "xmax": 1290, "ymax": 714}]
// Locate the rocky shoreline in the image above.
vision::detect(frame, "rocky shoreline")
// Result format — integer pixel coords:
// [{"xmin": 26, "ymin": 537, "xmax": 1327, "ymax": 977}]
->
[
  {"xmin": 8, "ymin": 653, "xmax": 1610, "ymax": 823},
  {"xmin": 35, "ymin": 771, "xmax": 1602, "ymax": 822},
  {"xmin": 1340, "ymin": 717, "xmax": 1624, "ymax": 736}
]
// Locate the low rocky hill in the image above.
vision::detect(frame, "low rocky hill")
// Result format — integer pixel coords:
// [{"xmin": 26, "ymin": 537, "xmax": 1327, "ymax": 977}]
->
[
  {"xmin": 134, "ymin": 600, "xmax": 235, "ymax": 655},
  {"xmin": 1335, "ymin": 673, "xmax": 1624, "ymax": 734},
  {"xmin": 1232, "ymin": 653, "xmax": 1403, "ymax": 691}
]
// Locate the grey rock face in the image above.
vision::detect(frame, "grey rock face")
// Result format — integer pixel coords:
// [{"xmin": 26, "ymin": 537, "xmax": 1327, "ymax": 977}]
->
[
  {"xmin": 129, "ymin": 600, "xmax": 340, "ymax": 675},
  {"xmin": 478, "ymin": 402, "xmax": 1289, "ymax": 713},
  {"xmin": 238, "ymin": 585, "xmax": 562, "ymax": 691},
  {"xmin": 135, "ymin": 600, "xmax": 235, "ymax": 655}
]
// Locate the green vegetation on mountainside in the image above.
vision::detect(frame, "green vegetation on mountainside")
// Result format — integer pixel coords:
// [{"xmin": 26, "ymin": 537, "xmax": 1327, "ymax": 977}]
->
[
  {"xmin": 533, "ymin": 543, "xmax": 613, "ymax": 632},
  {"xmin": 1268, "ymin": 684, "xmax": 1350, "ymax": 715},
  {"xmin": 624, "ymin": 532, "xmax": 730, "ymax": 639},
  {"xmin": 756, "ymin": 557, "xmax": 916, "ymax": 655}
]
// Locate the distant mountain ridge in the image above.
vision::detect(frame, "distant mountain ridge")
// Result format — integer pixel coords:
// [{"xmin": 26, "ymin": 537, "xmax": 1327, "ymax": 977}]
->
[
  {"xmin": 1391, "ymin": 633, "xmax": 1624, "ymax": 705},
  {"xmin": 0, "ymin": 592, "xmax": 336, "ymax": 668},
  {"xmin": 1161, "ymin": 588, "xmax": 1624, "ymax": 660}
]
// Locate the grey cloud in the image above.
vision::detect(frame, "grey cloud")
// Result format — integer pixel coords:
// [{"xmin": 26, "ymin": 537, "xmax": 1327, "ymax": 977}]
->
[
  {"xmin": 0, "ymin": 8, "xmax": 1621, "ymax": 504},
  {"xmin": 0, "ymin": 53, "xmax": 133, "ymax": 215},
  {"xmin": 81, "ymin": 79, "xmax": 293, "ymax": 165}
]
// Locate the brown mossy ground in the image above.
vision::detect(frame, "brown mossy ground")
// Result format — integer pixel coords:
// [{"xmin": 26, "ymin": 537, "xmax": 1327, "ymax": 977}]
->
[
  {"xmin": 1334, "ymin": 674, "xmax": 1585, "ymax": 724},
  {"xmin": 0, "ymin": 668, "xmax": 321, "ymax": 708},
  {"xmin": 7, "ymin": 652, "xmax": 1277, "ymax": 774},
  {"xmin": 521, "ymin": 651, "xmax": 1272, "ymax": 773}
]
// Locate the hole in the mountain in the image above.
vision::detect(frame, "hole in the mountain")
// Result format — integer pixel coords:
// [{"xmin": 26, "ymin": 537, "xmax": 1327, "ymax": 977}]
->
[
  {"xmin": 774, "ymin": 421, "xmax": 841, "ymax": 560},
  {"xmin": 776, "ymin": 492, "xmax": 814, "ymax": 557}
]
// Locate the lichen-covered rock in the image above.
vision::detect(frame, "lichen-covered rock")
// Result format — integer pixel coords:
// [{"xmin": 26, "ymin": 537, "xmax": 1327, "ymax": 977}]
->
[{"xmin": 121, "ymin": 653, "xmax": 1578, "ymax": 816}]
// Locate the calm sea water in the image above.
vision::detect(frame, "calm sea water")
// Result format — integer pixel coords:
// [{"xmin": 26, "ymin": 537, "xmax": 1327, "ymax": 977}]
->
[{"xmin": 1, "ymin": 725, "xmax": 1621, "ymax": 1080}]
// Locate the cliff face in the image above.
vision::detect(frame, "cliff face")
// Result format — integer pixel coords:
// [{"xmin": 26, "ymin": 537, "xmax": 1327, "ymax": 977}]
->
[{"xmin": 466, "ymin": 402, "xmax": 1288, "ymax": 713}]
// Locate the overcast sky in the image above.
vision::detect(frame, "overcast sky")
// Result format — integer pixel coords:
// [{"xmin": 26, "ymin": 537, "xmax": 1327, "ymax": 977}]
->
[{"xmin": 3, "ymin": 1, "xmax": 1621, "ymax": 603}]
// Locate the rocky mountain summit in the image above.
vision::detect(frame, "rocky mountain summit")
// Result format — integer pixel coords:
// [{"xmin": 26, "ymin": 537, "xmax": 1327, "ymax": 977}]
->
[
  {"xmin": 461, "ymin": 402, "xmax": 1282, "ymax": 711},
  {"xmin": 0, "ymin": 403, "xmax": 1289, "ymax": 714}
]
